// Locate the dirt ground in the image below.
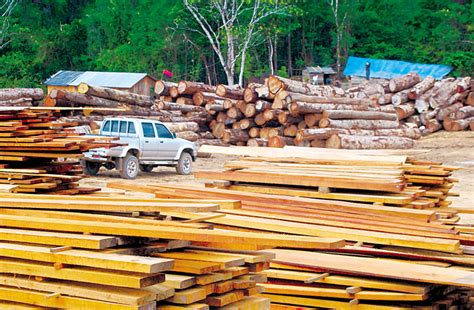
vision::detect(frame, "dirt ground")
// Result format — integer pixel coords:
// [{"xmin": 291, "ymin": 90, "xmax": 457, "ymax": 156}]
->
[{"xmin": 80, "ymin": 131, "xmax": 474, "ymax": 214}]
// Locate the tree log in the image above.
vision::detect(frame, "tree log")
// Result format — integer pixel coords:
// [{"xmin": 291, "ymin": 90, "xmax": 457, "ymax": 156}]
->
[
  {"xmin": 429, "ymin": 80, "xmax": 459, "ymax": 109},
  {"xmin": 237, "ymin": 118, "xmax": 256, "ymax": 130},
  {"xmin": 77, "ymin": 83, "xmax": 154, "ymax": 107},
  {"xmin": 0, "ymin": 88, "xmax": 43, "ymax": 101},
  {"xmin": 216, "ymin": 85, "xmax": 244, "ymax": 100},
  {"xmin": 283, "ymin": 125, "xmax": 298, "ymax": 137},
  {"xmin": 243, "ymin": 83, "xmax": 263, "ymax": 103},
  {"xmin": 241, "ymin": 103, "xmax": 256, "ymax": 118},
  {"xmin": 156, "ymin": 101, "xmax": 205, "ymax": 113},
  {"xmin": 249, "ymin": 127, "xmax": 260, "ymax": 138},
  {"xmin": 289, "ymin": 102, "xmax": 374, "ymax": 114},
  {"xmin": 297, "ymin": 127, "xmax": 421, "ymax": 141},
  {"xmin": 164, "ymin": 122, "xmax": 200, "ymax": 133},
  {"xmin": 278, "ymin": 111, "xmax": 303, "ymax": 125},
  {"xmin": 212, "ymin": 122, "xmax": 226, "ymax": 139},
  {"xmin": 319, "ymin": 119, "xmax": 400, "ymax": 130},
  {"xmin": 192, "ymin": 92, "xmax": 224, "ymax": 106},
  {"xmin": 304, "ymin": 114, "xmax": 322, "ymax": 127},
  {"xmin": 0, "ymin": 98, "xmax": 33, "ymax": 106},
  {"xmin": 52, "ymin": 90, "xmax": 121, "ymax": 108},
  {"xmin": 436, "ymin": 102, "xmax": 463, "ymax": 121},
  {"xmin": 326, "ymin": 134, "xmax": 415, "ymax": 150},
  {"xmin": 255, "ymin": 85, "xmax": 274, "ymax": 100},
  {"xmin": 405, "ymin": 115, "xmax": 422, "ymax": 127},
  {"xmin": 169, "ymin": 86, "xmax": 179, "ymax": 98},
  {"xmin": 268, "ymin": 75, "xmax": 341, "ymax": 96},
  {"xmin": 175, "ymin": 97, "xmax": 194, "ymax": 105},
  {"xmin": 178, "ymin": 81, "xmax": 216, "ymax": 95},
  {"xmin": 389, "ymin": 72, "xmax": 421, "ymax": 92},
  {"xmin": 391, "ymin": 89, "xmax": 411, "ymax": 106},
  {"xmin": 255, "ymin": 100, "xmax": 272, "ymax": 112},
  {"xmin": 205, "ymin": 102, "xmax": 225, "ymax": 112},
  {"xmin": 176, "ymin": 131, "xmax": 199, "ymax": 141},
  {"xmin": 263, "ymin": 109, "xmax": 282, "ymax": 122},
  {"xmin": 322, "ymin": 110, "xmax": 398, "ymax": 121},
  {"xmin": 456, "ymin": 76, "xmax": 471, "ymax": 93},
  {"xmin": 467, "ymin": 92, "xmax": 474, "ymax": 106},
  {"xmin": 198, "ymin": 139, "xmax": 228, "ymax": 147},
  {"xmin": 254, "ymin": 113, "xmax": 266, "ymax": 126},
  {"xmin": 281, "ymin": 90, "xmax": 372, "ymax": 105},
  {"xmin": 395, "ymin": 103, "xmax": 415, "ymax": 120},
  {"xmin": 247, "ymin": 138, "xmax": 268, "ymax": 147},
  {"xmin": 222, "ymin": 129, "xmax": 249, "ymax": 144},
  {"xmin": 226, "ymin": 107, "xmax": 244, "ymax": 119},
  {"xmin": 268, "ymin": 136, "xmax": 295, "ymax": 148},
  {"xmin": 378, "ymin": 93, "xmax": 393, "ymax": 105},
  {"xmin": 154, "ymin": 81, "xmax": 178, "ymax": 96},
  {"xmin": 443, "ymin": 117, "xmax": 474, "ymax": 131},
  {"xmin": 408, "ymin": 76, "xmax": 435, "ymax": 99},
  {"xmin": 455, "ymin": 106, "xmax": 474, "ymax": 119},
  {"xmin": 425, "ymin": 119, "xmax": 442, "ymax": 133},
  {"xmin": 420, "ymin": 109, "xmax": 439, "ymax": 125}
]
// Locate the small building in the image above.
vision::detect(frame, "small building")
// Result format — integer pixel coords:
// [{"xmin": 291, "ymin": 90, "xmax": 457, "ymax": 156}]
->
[
  {"xmin": 302, "ymin": 66, "xmax": 337, "ymax": 85},
  {"xmin": 44, "ymin": 71, "xmax": 157, "ymax": 96}
]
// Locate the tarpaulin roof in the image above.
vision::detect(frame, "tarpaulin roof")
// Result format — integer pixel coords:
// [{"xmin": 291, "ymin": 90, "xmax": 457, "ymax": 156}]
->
[
  {"xmin": 45, "ymin": 71, "xmax": 153, "ymax": 88},
  {"xmin": 343, "ymin": 56, "xmax": 452, "ymax": 80}
]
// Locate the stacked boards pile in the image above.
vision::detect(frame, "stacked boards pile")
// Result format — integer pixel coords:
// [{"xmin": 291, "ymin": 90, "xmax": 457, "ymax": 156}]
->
[
  {"xmin": 0, "ymin": 88, "xmax": 43, "ymax": 107},
  {"xmin": 0, "ymin": 194, "xmax": 345, "ymax": 309},
  {"xmin": 0, "ymin": 107, "xmax": 120, "ymax": 194},
  {"xmin": 108, "ymin": 146, "xmax": 474, "ymax": 308}
]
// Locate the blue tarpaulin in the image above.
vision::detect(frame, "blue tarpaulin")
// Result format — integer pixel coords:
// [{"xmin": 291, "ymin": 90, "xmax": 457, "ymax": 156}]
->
[{"xmin": 343, "ymin": 56, "xmax": 452, "ymax": 80}]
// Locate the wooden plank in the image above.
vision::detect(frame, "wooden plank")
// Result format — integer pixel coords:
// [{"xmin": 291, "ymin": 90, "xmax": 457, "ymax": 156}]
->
[
  {"xmin": 205, "ymin": 289, "xmax": 245, "ymax": 307},
  {"xmin": 157, "ymin": 252, "xmax": 245, "ymax": 268},
  {"xmin": 0, "ymin": 301, "xmax": 47, "ymax": 309},
  {"xmin": 163, "ymin": 274, "xmax": 196, "ymax": 290},
  {"xmin": 0, "ymin": 227, "xmax": 117, "ymax": 249},
  {"xmin": 145, "ymin": 284, "xmax": 175, "ymax": 301},
  {"xmin": 166, "ymin": 287, "xmax": 207, "ymax": 304},
  {"xmin": 0, "ymin": 285, "xmax": 154, "ymax": 309},
  {"xmin": 0, "ymin": 274, "xmax": 155, "ymax": 305},
  {"xmin": 0, "ymin": 214, "xmax": 345, "ymax": 249},
  {"xmin": 268, "ymin": 249, "xmax": 474, "ymax": 288},
  {"xmin": 168, "ymin": 259, "xmax": 222, "ymax": 274},
  {"xmin": 0, "ymin": 258, "xmax": 164, "ymax": 288},
  {"xmin": 219, "ymin": 296, "xmax": 270, "ymax": 309}
]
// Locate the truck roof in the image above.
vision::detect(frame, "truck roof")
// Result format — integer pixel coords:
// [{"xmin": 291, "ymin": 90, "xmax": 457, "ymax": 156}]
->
[{"xmin": 102, "ymin": 117, "xmax": 165, "ymax": 125}]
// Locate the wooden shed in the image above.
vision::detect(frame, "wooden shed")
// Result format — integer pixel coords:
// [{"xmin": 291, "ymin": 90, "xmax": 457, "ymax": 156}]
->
[
  {"xmin": 302, "ymin": 66, "xmax": 337, "ymax": 85},
  {"xmin": 44, "ymin": 71, "xmax": 157, "ymax": 96}
]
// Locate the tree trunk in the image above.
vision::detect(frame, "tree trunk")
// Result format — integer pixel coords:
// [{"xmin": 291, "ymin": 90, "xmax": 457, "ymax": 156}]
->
[
  {"xmin": 297, "ymin": 127, "xmax": 421, "ymax": 141},
  {"xmin": 241, "ymin": 103, "xmax": 256, "ymax": 118},
  {"xmin": 268, "ymin": 136, "xmax": 295, "ymax": 148},
  {"xmin": 436, "ymin": 102, "xmax": 463, "ymax": 121},
  {"xmin": 0, "ymin": 88, "xmax": 43, "ymax": 101},
  {"xmin": 455, "ymin": 106, "xmax": 474, "ymax": 119},
  {"xmin": 326, "ymin": 134, "xmax": 415, "ymax": 150},
  {"xmin": 255, "ymin": 85, "xmax": 274, "ymax": 100},
  {"xmin": 154, "ymin": 81, "xmax": 178, "ymax": 96},
  {"xmin": 255, "ymin": 100, "xmax": 272, "ymax": 112},
  {"xmin": 408, "ymin": 76, "xmax": 435, "ymax": 99},
  {"xmin": 319, "ymin": 119, "xmax": 400, "ymax": 130},
  {"xmin": 222, "ymin": 129, "xmax": 249, "ymax": 144},
  {"xmin": 77, "ymin": 83, "xmax": 154, "ymax": 107},
  {"xmin": 216, "ymin": 84, "xmax": 244, "ymax": 100},
  {"xmin": 263, "ymin": 109, "xmax": 282, "ymax": 122},
  {"xmin": 178, "ymin": 81, "xmax": 216, "ymax": 95},
  {"xmin": 388, "ymin": 72, "xmax": 421, "ymax": 92},
  {"xmin": 395, "ymin": 103, "xmax": 415, "ymax": 120},
  {"xmin": 247, "ymin": 138, "xmax": 268, "ymax": 147},
  {"xmin": 322, "ymin": 110, "xmax": 398, "ymax": 121}
]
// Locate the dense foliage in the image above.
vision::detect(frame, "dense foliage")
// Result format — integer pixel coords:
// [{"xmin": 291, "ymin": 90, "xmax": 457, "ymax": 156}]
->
[{"xmin": 0, "ymin": 0, "xmax": 472, "ymax": 88}]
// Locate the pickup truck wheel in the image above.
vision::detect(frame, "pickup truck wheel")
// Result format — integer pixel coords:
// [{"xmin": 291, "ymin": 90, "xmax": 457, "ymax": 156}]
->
[
  {"xmin": 84, "ymin": 161, "xmax": 100, "ymax": 176},
  {"xmin": 121, "ymin": 154, "xmax": 139, "ymax": 179},
  {"xmin": 176, "ymin": 152, "xmax": 193, "ymax": 175},
  {"xmin": 140, "ymin": 164, "xmax": 154, "ymax": 173}
]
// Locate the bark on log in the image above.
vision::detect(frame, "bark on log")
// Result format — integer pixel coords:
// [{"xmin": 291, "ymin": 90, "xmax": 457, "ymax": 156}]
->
[
  {"xmin": 243, "ymin": 83, "xmax": 263, "ymax": 103},
  {"xmin": 444, "ymin": 117, "xmax": 474, "ymax": 131},
  {"xmin": 176, "ymin": 131, "xmax": 199, "ymax": 141},
  {"xmin": 156, "ymin": 101, "xmax": 205, "ymax": 113},
  {"xmin": 255, "ymin": 85, "xmax": 274, "ymax": 100},
  {"xmin": 420, "ymin": 109, "xmax": 439, "ymax": 125},
  {"xmin": 436, "ymin": 102, "xmax": 463, "ymax": 121},
  {"xmin": 77, "ymin": 83, "xmax": 154, "ymax": 107},
  {"xmin": 198, "ymin": 139, "xmax": 228, "ymax": 146},
  {"xmin": 388, "ymin": 72, "xmax": 421, "ymax": 92},
  {"xmin": 222, "ymin": 129, "xmax": 249, "ymax": 144},
  {"xmin": 455, "ymin": 106, "xmax": 474, "ymax": 119},
  {"xmin": 322, "ymin": 110, "xmax": 398, "ymax": 121},
  {"xmin": 395, "ymin": 103, "xmax": 415, "ymax": 120},
  {"xmin": 457, "ymin": 77, "xmax": 471, "ymax": 93},
  {"xmin": 297, "ymin": 127, "xmax": 421, "ymax": 141},
  {"xmin": 247, "ymin": 138, "xmax": 268, "ymax": 147},
  {"xmin": 268, "ymin": 75, "xmax": 341, "ymax": 97},
  {"xmin": 205, "ymin": 102, "xmax": 225, "ymax": 112},
  {"xmin": 319, "ymin": 119, "xmax": 400, "ymax": 130},
  {"xmin": 223, "ymin": 99, "xmax": 237, "ymax": 110},
  {"xmin": 425, "ymin": 119, "xmax": 442, "ymax": 133},
  {"xmin": 268, "ymin": 136, "xmax": 295, "ymax": 148},
  {"xmin": 0, "ymin": 88, "xmax": 43, "ymax": 101},
  {"xmin": 406, "ymin": 115, "xmax": 422, "ymax": 127},
  {"xmin": 289, "ymin": 102, "xmax": 374, "ymax": 114},
  {"xmin": 326, "ymin": 134, "xmax": 415, "ymax": 150},
  {"xmin": 154, "ymin": 81, "xmax": 178, "ymax": 96},
  {"xmin": 192, "ymin": 92, "xmax": 224, "ymax": 106},
  {"xmin": 263, "ymin": 109, "xmax": 282, "ymax": 122},
  {"xmin": 0, "ymin": 98, "xmax": 33, "ymax": 106},
  {"xmin": 408, "ymin": 76, "xmax": 435, "ymax": 99},
  {"xmin": 447, "ymin": 91, "xmax": 468, "ymax": 106},
  {"xmin": 310, "ymin": 139, "xmax": 326, "ymax": 148},
  {"xmin": 216, "ymin": 84, "xmax": 244, "ymax": 100},
  {"xmin": 178, "ymin": 81, "xmax": 216, "ymax": 95},
  {"xmin": 282, "ymin": 91, "xmax": 372, "ymax": 105},
  {"xmin": 429, "ymin": 80, "xmax": 459, "ymax": 109},
  {"xmin": 391, "ymin": 89, "xmax": 411, "ymax": 106},
  {"xmin": 53, "ymin": 90, "xmax": 121, "ymax": 108},
  {"xmin": 255, "ymin": 100, "xmax": 272, "ymax": 112},
  {"xmin": 164, "ymin": 122, "xmax": 200, "ymax": 133},
  {"xmin": 378, "ymin": 93, "xmax": 393, "ymax": 105}
]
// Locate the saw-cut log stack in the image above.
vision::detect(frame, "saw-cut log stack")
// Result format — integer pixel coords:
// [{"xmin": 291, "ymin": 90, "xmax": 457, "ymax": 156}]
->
[
  {"xmin": 0, "ymin": 107, "xmax": 122, "ymax": 194},
  {"xmin": 106, "ymin": 146, "xmax": 474, "ymax": 308},
  {"xmin": 0, "ymin": 193, "xmax": 348, "ymax": 309},
  {"xmin": 0, "ymin": 88, "xmax": 44, "ymax": 107}
]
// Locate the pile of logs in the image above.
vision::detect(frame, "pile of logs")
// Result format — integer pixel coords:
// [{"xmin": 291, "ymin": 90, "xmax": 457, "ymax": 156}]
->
[{"xmin": 0, "ymin": 88, "xmax": 43, "ymax": 106}]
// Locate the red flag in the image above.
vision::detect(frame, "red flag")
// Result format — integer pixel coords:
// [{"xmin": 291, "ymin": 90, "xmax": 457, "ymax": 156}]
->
[{"xmin": 163, "ymin": 69, "xmax": 173, "ymax": 78}]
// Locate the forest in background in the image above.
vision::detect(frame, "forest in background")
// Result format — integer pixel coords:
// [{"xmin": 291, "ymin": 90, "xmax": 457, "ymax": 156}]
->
[{"xmin": 0, "ymin": 0, "xmax": 472, "ymax": 88}]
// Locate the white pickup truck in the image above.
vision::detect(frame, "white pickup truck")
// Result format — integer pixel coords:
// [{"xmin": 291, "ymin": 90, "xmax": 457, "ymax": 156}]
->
[{"xmin": 81, "ymin": 118, "xmax": 197, "ymax": 179}]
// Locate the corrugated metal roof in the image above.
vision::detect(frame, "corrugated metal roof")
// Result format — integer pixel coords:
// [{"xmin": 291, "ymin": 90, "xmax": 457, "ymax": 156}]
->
[
  {"xmin": 305, "ymin": 66, "xmax": 337, "ymax": 75},
  {"xmin": 343, "ymin": 56, "xmax": 452, "ymax": 79},
  {"xmin": 44, "ymin": 71, "xmax": 151, "ymax": 88}
]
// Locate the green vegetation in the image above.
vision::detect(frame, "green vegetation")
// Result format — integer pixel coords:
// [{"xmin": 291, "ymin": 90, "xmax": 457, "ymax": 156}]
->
[{"xmin": 0, "ymin": 0, "xmax": 472, "ymax": 88}]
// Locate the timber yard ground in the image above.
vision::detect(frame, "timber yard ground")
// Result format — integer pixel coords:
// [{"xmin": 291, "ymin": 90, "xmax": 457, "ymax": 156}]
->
[{"xmin": 80, "ymin": 131, "xmax": 474, "ymax": 217}]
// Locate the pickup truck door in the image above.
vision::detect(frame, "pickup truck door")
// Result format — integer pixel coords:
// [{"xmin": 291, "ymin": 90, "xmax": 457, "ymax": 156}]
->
[
  {"xmin": 155, "ymin": 123, "xmax": 181, "ymax": 159},
  {"xmin": 140, "ymin": 122, "xmax": 160, "ymax": 160}
]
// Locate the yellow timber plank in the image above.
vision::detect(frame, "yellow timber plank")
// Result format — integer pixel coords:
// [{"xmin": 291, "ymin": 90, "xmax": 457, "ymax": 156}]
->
[
  {"xmin": 0, "ymin": 274, "xmax": 155, "ymax": 306},
  {"xmin": 0, "ymin": 214, "xmax": 344, "ymax": 249},
  {"xmin": 157, "ymin": 252, "xmax": 245, "ymax": 268},
  {"xmin": 157, "ymin": 304, "xmax": 209, "ymax": 310},
  {"xmin": 219, "ymin": 296, "xmax": 270, "ymax": 309},
  {"xmin": 164, "ymin": 274, "xmax": 196, "ymax": 289},
  {"xmin": 0, "ymin": 227, "xmax": 117, "ymax": 249},
  {"xmin": 262, "ymin": 284, "xmax": 426, "ymax": 301},
  {"xmin": 0, "ymin": 242, "xmax": 174, "ymax": 273},
  {"xmin": 0, "ymin": 301, "xmax": 47, "ymax": 309},
  {"xmin": 0, "ymin": 258, "xmax": 164, "ymax": 288},
  {"xmin": 0, "ymin": 285, "xmax": 154, "ymax": 309},
  {"xmin": 166, "ymin": 287, "xmax": 207, "ymax": 305}
]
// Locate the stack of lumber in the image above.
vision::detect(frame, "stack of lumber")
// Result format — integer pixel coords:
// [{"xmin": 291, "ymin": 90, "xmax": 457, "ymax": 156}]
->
[
  {"xmin": 0, "ymin": 88, "xmax": 44, "ymax": 106},
  {"xmin": 0, "ymin": 193, "xmax": 346, "ymax": 309},
  {"xmin": 0, "ymin": 107, "xmax": 121, "ymax": 194}
]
